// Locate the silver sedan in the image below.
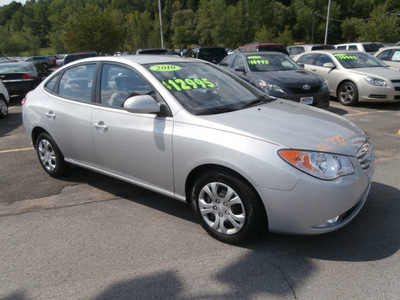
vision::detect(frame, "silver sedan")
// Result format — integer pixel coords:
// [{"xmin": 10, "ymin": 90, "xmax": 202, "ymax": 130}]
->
[
  {"xmin": 22, "ymin": 55, "xmax": 374, "ymax": 244},
  {"xmin": 294, "ymin": 50, "xmax": 400, "ymax": 106}
]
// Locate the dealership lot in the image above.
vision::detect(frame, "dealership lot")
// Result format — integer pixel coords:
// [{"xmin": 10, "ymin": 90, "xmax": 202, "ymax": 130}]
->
[{"xmin": 0, "ymin": 97, "xmax": 399, "ymax": 299}]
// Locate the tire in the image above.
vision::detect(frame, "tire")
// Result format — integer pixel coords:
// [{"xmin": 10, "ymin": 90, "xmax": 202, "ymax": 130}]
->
[
  {"xmin": 191, "ymin": 170, "xmax": 264, "ymax": 244},
  {"xmin": 338, "ymin": 81, "xmax": 358, "ymax": 106},
  {"xmin": 36, "ymin": 132, "xmax": 69, "ymax": 178},
  {"xmin": 0, "ymin": 97, "xmax": 8, "ymax": 118}
]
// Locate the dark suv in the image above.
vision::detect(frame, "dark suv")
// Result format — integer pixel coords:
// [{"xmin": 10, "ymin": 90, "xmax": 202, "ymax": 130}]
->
[
  {"xmin": 63, "ymin": 51, "xmax": 99, "ymax": 65},
  {"xmin": 186, "ymin": 47, "xmax": 227, "ymax": 64},
  {"xmin": 238, "ymin": 43, "xmax": 289, "ymax": 55}
]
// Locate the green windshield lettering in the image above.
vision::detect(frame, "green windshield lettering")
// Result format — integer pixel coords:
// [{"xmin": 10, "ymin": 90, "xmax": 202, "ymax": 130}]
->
[
  {"xmin": 247, "ymin": 56, "xmax": 261, "ymax": 59},
  {"xmin": 248, "ymin": 59, "xmax": 269, "ymax": 65},
  {"xmin": 162, "ymin": 78, "xmax": 216, "ymax": 92},
  {"xmin": 334, "ymin": 54, "xmax": 358, "ymax": 60},
  {"xmin": 150, "ymin": 65, "xmax": 181, "ymax": 71}
]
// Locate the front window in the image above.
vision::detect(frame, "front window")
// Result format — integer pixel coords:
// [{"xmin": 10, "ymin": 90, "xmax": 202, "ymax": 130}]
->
[
  {"xmin": 333, "ymin": 52, "xmax": 387, "ymax": 69},
  {"xmin": 145, "ymin": 62, "xmax": 270, "ymax": 115},
  {"xmin": 245, "ymin": 54, "xmax": 301, "ymax": 71}
]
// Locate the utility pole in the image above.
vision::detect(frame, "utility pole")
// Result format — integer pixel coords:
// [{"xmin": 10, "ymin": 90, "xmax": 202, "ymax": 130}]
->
[
  {"xmin": 158, "ymin": 0, "xmax": 164, "ymax": 48},
  {"xmin": 324, "ymin": 0, "xmax": 331, "ymax": 44}
]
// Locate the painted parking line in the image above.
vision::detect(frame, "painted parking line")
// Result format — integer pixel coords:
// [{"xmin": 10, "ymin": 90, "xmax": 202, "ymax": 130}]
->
[{"xmin": 0, "ymin": 147, "xmax": 34, "ymax": 154}]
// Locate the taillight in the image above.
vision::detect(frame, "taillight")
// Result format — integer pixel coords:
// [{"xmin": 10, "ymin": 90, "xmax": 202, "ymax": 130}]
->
[
  {"xmin": 22, "ymin": 73, "xmax": 33, "ymax": 80},
  {"xmin": 21, "ymin": 97, "xmax": 27, "ymax": 105}
]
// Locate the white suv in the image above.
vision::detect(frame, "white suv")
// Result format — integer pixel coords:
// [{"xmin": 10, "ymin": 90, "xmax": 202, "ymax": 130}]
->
[{"xmin": 334, "ymin": 42, "xmax": 383, "ymax": 54}]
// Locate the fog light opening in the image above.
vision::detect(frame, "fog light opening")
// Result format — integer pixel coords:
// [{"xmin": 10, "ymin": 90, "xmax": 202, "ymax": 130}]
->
[{"xmin": 313, "ymin": 215, "xmax": 341, "ymax": 229}]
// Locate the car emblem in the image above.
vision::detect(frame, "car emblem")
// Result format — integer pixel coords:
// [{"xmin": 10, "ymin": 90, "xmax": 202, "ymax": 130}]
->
[{"xmin": 302, "ymin": 84, "xmax": 311, "ymax": 90}]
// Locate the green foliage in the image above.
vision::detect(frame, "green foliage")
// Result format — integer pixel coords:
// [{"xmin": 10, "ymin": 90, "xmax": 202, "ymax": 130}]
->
[
  {"xmin": 63, "ymin": 4, "xmax": 124, "ymax": 53},
  {"xmin": 0, "ymin": 0, "xmax": 399, "ymax": 55}
]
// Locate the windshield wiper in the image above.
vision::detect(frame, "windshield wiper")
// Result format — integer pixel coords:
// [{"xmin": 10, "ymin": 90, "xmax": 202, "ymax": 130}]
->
[
  {"xmin": 242, "ymin": 96, "xmax": 275, "ymax": 109},
  {"xmin": 196, "ymin": 106, "xmax": 237, "ymax": 115}
]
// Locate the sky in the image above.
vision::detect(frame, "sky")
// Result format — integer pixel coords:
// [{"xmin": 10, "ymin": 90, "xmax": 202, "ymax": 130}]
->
[{"xmin": 0, "ymin": 0, "xmax": 26, "ymax": 7}]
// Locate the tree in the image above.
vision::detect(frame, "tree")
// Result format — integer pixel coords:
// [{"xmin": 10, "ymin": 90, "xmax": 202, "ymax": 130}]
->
[
  {"xmin": 63, "ymin": 4, "xmax": 124, "ymax": 54},
  {"xmin": 356, "ymin": 4, "xmax": 400, "ymax": 42}
]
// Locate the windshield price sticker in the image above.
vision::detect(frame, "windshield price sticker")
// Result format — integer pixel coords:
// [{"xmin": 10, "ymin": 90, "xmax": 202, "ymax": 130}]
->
[
  {"xmin": 248, "ymin": 59, "xmax": 269, "ymax": 65},
  {"xmin": 162, "ymin": 78, "xmax": 216, "ymax": 91},
  {"xmin": 150, "ymin": 65, "xmax": 181, "ymax": 71},
  {"xmin": 334, "ymin": 54, "xmax": 358, "ymax": 60}
]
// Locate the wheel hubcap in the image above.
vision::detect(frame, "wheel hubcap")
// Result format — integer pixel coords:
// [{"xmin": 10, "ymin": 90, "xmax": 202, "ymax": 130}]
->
[
  {"xmin": 198, "ymin": 182, "xmax": 245, "ymax": 235},
  {"xmin": 38, "ymin": 139, "xmax": 56, "ymax": 172},
  {"xmin": 340, "ymin": 85, "xmax": 354, "ymax": 103}
]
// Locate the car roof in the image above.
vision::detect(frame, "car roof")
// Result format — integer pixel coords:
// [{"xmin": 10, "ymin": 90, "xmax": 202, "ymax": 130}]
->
[
  {"xmin": 239, "ymin": 51, "xmax": 287, "ymax": 56},
  {"xmin": 65, "ymin": 55, "xmax": 195, "ymax": 66}
]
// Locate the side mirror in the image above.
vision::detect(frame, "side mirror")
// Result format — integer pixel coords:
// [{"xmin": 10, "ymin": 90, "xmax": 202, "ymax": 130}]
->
[
  {"xmin": 298, "ymin": 63, "xmax": 305, "ymax": 69},
  {"xmin": 234, "ymin": 66, "xmax": 246, "ymax": 73},
  {"xmin": 323, "ymin": 62, "xmax": 335, "ymax": 69},
  {"xmin": 123, "ymin": 95, "xmax": 160, "ymax": 114}
]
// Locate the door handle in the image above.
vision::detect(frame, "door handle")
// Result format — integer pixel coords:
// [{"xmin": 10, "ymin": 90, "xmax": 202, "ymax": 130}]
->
[
  {"xmin": 94, "ymin": 121, "xmax": 108, "ymax": 132},
  {"xmin": 311, "ymin": 68, "xmax": 317, "ymax": 71},
  {"xmin": 45, "ymin": 111, "xmax": 56, "ymax": 120}
]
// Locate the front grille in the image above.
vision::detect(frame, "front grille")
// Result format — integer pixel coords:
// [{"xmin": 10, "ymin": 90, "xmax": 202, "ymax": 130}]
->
[
  {"xmin": 391, "ymin": 80, "xmax": 400, "ymax": 83},
  {"xmin": 395, "ymin": 87, "xmax": 400, "ymax": 91},
  {"xmin": 287, "ymin": 85, "xmax": 320, "ymax": 94},
  {"xmin": 356, "ymin": 139, "xmax": 375, "ymax": 179}
]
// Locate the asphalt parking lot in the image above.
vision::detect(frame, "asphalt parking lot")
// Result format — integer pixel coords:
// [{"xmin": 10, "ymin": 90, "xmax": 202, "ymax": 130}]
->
[{"xmin": 0, "ymin": 97, "xmax": 399, "ymax": 299}]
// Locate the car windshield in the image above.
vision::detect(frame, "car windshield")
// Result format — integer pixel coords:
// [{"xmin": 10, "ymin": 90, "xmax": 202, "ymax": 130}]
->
[
  {"xmin": 0, "ymin": 63, "xmax": 31, "ymax": 73},
  {"xmin": 145, "ymin": 62, "xmax": 272, "ymax": 115},
  {"xmin": 333, "ymin": 52, "xmax": 387, "ymax": 69},
  {"xmin": 246, "ymin": 54, "xmax": 301, "ymax": 72}
]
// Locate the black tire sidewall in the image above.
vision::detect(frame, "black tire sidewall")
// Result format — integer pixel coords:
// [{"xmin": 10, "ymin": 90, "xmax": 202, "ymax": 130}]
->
[
  {"xmin": 191, "ymin": 171, "xmax": 263, "ymax": 244},
  {"xmin": 36, "ymin": 133, "xmax": 68, "ymax": 178},
  {"xmin": 0, "ymin": 98, "xmax": 8, "ymax": 118}
]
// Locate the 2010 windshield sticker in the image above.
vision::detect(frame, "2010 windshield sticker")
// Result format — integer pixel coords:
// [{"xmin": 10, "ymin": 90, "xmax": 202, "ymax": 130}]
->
[
  {"xmin": 334, "ymin": 54, "xmax": 358, "ymax": 60},
  {"xmin": 150, "ymin": 65, "xmax": 181, "ymax": 71},
  {"xmin": 162, "ymin": 78, "xmax": 216, "ymax": 91},
  {"xmin": 247, "ymin": 59, "xmax": 269, "ymax": 65}
]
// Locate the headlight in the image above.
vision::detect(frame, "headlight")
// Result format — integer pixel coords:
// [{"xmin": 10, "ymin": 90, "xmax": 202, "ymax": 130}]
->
[
  {"xmin": 322, "ymin": 80, "xmax": 328, "ymax": 88},
  {"xmin": 364, "ymin": 76, "xmax": 387, "ymax": 87},
  {"xmin": 279, "ymin": 149, "xmax": 354, "ymax": 180},
  {"xmin": 259, "ymin": 80, "xmax": 286, "ymax": 94}
]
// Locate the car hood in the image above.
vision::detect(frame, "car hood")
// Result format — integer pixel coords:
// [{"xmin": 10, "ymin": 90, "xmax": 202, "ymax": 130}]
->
[
  {"xmin": 201, "ymin": 100, "xmax": 367, "ymax": 156},
  {"xmin": 253, "ymin": 70, "xmax": 323, "ymax": 85},
  {"xmin": 347, "ymin": 67, "xmax": 400, "ymax": 79}
]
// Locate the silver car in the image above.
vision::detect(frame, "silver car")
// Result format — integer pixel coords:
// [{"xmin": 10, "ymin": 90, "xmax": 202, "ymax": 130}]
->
[
  {"xmin": 22, "ymin": 56, "xmax": 375, "ymax": 244},
  {"xmin": 294, "ymin": 50, "xmax": 400, "ymax": 106}
]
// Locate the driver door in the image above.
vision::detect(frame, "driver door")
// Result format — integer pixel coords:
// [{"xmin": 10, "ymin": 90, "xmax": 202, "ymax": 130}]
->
[{"xmin": 91, "ymin": 63, "xmax": 174, "ymax": 192}]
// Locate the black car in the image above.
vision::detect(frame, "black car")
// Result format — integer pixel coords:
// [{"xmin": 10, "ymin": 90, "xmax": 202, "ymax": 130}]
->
[
  {"xmin": 63, "ymin": 51, "xmax": 99, "ymax": 65},
  {"xmin": 219, "ymin": 52, "xmax": 330, "ymax": 108},
  {"xmin": 0, "ymin": 62, "xmax": 51, "ymax": 96},
  {"xmin": 186, "ymin": 46, "xmax": 227, "ymax": 64}
]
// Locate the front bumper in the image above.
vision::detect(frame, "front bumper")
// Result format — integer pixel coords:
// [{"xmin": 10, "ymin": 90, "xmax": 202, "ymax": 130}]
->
[{"xmin": 257, "ymin": 156, "xmax": 374, "ymax": 235}]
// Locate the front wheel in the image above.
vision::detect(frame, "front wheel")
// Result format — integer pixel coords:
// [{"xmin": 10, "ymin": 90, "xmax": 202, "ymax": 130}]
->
[
  {"xmin": 36, "ymin": 132, "xmax": 69, "ymax": 178},
  {"xmin": 338, "ymin": 81, "xmax": 358, "ymax": 106},
  {"xmin": 191, "ymin": 171, "xmax": 265, "ymax": 244},
  {"xmin": 0, "ymin": 97, "xmax": 8, "ymax": 118}
]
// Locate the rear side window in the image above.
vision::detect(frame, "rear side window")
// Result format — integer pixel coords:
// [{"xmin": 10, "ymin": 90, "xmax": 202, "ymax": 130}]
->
[
  {"xmin": 349, "ymin": 45, "xmax": 358, "ymax": 50},
  {"xmin": 336, "ymin": 45, "xmax": 346, "ymax": 50},
  {"xmin": 45, "ymin": 74, "xmax": 60, "ymax": 93},
  {"xmin": 58, "ymin": 64, "xmax": 96, "ymax": 103},
  {"xmin": 298, "ymin": 53, "xmax": 316, "ymax": 65},
  {"xmin": 376, "ymin": 50, "xmax": 392, "ymax": 61}
]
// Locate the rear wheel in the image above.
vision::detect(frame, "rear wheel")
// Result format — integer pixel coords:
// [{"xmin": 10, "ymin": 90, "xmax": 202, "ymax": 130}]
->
[
  {"xmin": 36, "ymin": 132, "xmax": 69, "ymax": 178},
  {"xmin": 338, "ymin": 81, "xmax": 358, "ymax": 106},
  {"xmin": 191, "ymin": 170, "xmax": 265, "ymax": 244},
  {"xmin": 0, "ymin": 97, "xmax": 8, "ymax": 118}
]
